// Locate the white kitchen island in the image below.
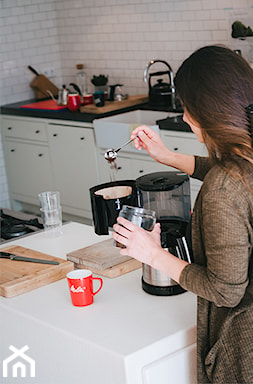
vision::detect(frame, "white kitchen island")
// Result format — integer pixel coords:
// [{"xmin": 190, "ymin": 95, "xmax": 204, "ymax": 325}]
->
[{"xmin": 0, "ymin": 222, "xmax": 197, "ymax": 384}]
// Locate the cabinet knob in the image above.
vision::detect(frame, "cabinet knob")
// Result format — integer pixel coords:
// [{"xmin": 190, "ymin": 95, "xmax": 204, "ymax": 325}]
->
[
  {"xmin": 80, "ymin": 137, "xmax": 85, "ymax": 140},
  {"xmin": 10, "ymin": 149, "xmax": 15, "ymax": 152},
  {"xmin": 139, "ymin": 169, "xmax": 144, "ymax": 173},
  {"xmin": 7, "ymin": 127, "xmax": 12, "ymax": 130},
  {"xmin": 38, "ymin": 153, "xmax": 43, "ymax": 157},
  {"xmin": 117, "ymin": 166, "xmax": 122, "ymax": 170},
  {"xmin": 53, "ymin": 133, "xmax": 58, "ymax": 137},
  {"xmin": 174, "ymin": 147, "xmax": 179, "ymax": 151},
  {"xmin": 35, "ymin": 130, "xmax": 40, "ymax": 134}
]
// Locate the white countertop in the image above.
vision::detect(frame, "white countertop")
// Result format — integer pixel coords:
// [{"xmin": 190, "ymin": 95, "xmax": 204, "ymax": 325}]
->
[{"xmin": 0, "ymin": 222, "xmax": 197, "ymax": 384}]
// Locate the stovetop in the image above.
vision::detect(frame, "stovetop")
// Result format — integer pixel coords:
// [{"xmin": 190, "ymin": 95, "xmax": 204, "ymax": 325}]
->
[{"xmin": 0, "ymin": 209, "xmax": 43, "ymax": 244}]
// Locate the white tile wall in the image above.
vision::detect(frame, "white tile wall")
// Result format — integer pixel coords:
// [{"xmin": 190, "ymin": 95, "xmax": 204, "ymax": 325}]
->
[{"xmin": 0, "ymin": 0, "xmax": 252, "ymax": 208}]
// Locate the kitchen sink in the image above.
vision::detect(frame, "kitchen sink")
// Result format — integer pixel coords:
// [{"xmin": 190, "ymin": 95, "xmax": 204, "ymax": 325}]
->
[{"xmin": 93, "ymin": 109, "xmax": 181, "ymax": 152}]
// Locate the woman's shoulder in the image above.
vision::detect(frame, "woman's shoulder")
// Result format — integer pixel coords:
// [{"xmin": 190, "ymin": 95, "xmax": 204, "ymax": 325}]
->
[{"xmin": 202, "ymin": 160, "xmax": 253, "ymax": 202}]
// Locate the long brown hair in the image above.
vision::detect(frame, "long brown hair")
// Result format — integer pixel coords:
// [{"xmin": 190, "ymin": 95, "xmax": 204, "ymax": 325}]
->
[{"xmin": 175, "ymin": 45, "xmax": 253, "ymax": 181}]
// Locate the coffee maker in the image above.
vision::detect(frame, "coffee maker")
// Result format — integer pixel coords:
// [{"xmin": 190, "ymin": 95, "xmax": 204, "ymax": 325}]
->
[
  {"xmin": 90, "ymin": 171, "xmax": 192, "ymax": 296},
  {"xmin": 90, "ymin": 180, "xmax": 138, "ymax": 235},
  {"xmin": 135, "ymin": 172, "xmax": 191, "ymax": 296}
]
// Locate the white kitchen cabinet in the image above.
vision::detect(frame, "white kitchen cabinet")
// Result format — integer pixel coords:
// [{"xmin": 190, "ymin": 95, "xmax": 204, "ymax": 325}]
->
[
  {"xmin": 1, "ymin": 116, "xmax": 98, "ymax": 218},
  {"xmin": 2, "ymin": 117, "xmax": 54, "ymax": 205},
  {"xmin": 48, "ymin": 122, "xmax": 99, "ymax": 218}
]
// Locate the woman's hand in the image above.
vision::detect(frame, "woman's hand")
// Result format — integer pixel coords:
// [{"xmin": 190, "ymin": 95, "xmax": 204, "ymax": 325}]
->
[
  {"xmin": 112, "ymin": 216, "xmax": 162, "ymax": 265},
  {"xmin": 131, "ymin": 125, "xmax": 172, "ymax": 165},
  {"xmin": 131, "ymin": 125, "xmax": 196, "ymax": 175},
  {"xmin": 113, "ymin": 216, "xmax": 189, "ymax": 283}
]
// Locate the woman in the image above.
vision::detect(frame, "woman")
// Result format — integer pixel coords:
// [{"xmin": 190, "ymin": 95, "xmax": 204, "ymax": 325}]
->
[{"xmin": 112, "ymin": 45, "xmax": 253, "ymax": 383}]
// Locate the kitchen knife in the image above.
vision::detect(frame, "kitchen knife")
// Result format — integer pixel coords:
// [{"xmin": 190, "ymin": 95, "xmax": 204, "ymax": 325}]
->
[
  {"xmin": 0, "ymin": 251, "xmax": 59, "ymax": 265},
  {"xmin": 27, "ymin": 65, "xmax": 40, "ymax": 76}
]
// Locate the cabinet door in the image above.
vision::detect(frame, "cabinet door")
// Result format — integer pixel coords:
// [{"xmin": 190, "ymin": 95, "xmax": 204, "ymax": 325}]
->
[
  {"xmin": 48, "ymin": 125, "xmax": 99, "ymax": 217},
  {"xmin": 4, "ymin": 141, "xmax": 53, "ymax": 202},
  {"xmin": 142, "ymin": 343, "xmax": 197, "ymax": 384},
  {"xmin": 97, "ymin": 152, "xmax": 132, "ymax": 183}
]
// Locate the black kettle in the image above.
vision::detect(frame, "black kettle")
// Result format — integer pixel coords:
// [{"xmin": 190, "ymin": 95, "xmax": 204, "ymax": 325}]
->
[{"xmin": 144, "ymin": 60, "xmax": 176, "ymax": 109}]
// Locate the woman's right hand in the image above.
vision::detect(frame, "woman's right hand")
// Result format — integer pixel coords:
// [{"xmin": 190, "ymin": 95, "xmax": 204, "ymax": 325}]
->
[{"xmin": 131, "ymin": 125, "xmax": 172, "ymax": 164}]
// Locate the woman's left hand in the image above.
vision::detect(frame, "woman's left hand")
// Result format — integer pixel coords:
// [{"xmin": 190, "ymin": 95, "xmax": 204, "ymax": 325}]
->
[{"xmin": 112, "ymin": 216, "xmax": 162, "ymax": 265}]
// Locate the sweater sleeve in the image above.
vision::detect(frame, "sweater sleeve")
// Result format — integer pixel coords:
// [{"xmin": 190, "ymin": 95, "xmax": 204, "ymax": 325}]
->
[
  {"xmin": 192, "ymin": 156, "xmax": 212, "ymax": 181},
  {"xmin": 179, "ymin": 186, "xmax": 250, "ymax": 308}
]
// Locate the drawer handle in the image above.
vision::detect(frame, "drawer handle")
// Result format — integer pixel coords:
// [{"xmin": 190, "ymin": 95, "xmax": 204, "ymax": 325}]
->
[
  {"xmin": 38, "ymin": 153, "xmax": 43, "ymax": 157},
  {"xmin": 35, "ymin": 130, "xmax": 40, "ymax": 134},
  {"xmin": 7, "ymin": 127, "xmax": 12, "ymax": 130},
  {"xmin": 174, "ymin": 147, "xmax": 179, "ymax": 151},
  {"xmin": 80, "ymin": 137, "xmax": 85, "ymax": 140},
  {"xmin": 53, "ymin": 133, "xmax": 58, "ymax": 137},
  {"xmin": 10, "ymin": 149, "xmax": 15, "ymax": 152}
]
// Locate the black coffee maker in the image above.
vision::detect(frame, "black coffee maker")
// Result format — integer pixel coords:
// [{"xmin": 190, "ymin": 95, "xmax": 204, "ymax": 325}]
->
[
  {"xmin": 135, "ymin": 172, "xmax": 191, "ymax": 296},
  {"xmin": 90, "ymin": 172, "xmax": 192, "ymax": 296}
]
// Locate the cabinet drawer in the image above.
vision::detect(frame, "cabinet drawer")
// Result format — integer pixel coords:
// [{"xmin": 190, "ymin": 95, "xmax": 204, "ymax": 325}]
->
[
  {"xmin": 161, "ymin": 133, "xmax": 207, "ymax": 157},
  {"xmin": 2, "ymin": 118, "xmax": 47, "ymax": 142},
  {"xmin": 143, "ymin": 343, "xmax": 197, "ymax": 384},
  {"xmin": 132, "ymin": 158, "xmax": 170, "ymax": 179}
]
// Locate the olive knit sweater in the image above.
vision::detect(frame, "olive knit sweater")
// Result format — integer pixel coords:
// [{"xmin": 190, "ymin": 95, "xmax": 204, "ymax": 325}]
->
[{"xmin": 179, "ymin": 156, "xmax": 253, "ymax": 384}]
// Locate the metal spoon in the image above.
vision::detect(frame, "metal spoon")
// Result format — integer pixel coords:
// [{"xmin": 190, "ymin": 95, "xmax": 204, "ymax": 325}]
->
[{"xmin": 104, "ymin": 135, "xmax": 138, "ymax": 161}]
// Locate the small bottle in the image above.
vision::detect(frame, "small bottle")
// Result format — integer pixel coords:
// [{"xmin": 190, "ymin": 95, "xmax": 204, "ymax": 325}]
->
[{"xmin": 76, "ymin": 64, "xmax": 87, "ymax": 94}]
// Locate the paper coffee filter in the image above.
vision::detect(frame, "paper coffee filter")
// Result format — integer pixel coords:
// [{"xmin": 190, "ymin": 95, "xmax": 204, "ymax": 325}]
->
[{"xmin": 95, "ymin": 186, "xmax": 132, "ymax": 200}]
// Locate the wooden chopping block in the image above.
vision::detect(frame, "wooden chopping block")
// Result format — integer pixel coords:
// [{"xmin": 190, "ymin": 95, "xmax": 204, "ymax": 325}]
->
[
  {"xmin": 30, "ymin": 74, "xmax": 59, "ymax": 100},
  {"xmin": 80, "ymin": 95, "xmax": 149, "ymax": 114},
  {"xmin": 0, "ymin": 245, "xmax": 74, "ymax": 298},
  {"xmin": 67, "ymin": 238, "xmax": 141, "ymax": 278}
]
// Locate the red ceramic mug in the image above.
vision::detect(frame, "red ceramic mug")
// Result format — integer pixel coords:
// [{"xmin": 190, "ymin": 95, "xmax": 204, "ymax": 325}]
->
[
  {"xmin": 67, "ymin": 269, "xmax": 103, "ymax": 306},
  {"xmin": 67, "ymin": 93, "xmax": 81, "ymax": 112}
]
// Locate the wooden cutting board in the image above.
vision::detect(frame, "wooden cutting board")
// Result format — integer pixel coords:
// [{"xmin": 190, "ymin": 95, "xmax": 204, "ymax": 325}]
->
[
  {"xmin": 0, "ymin": 245, "xmax": 74, "ymax": 298},
  {"xmin": 80, "ymin": 94, "xmax": 148, "ymax": 114},
  {"xmin": 20, "ymin": 99, "xmax": 67, "ymax": 110},
  {"xmin": 67, "ymin": 238, "xmax": 141, "ymax": 278}
]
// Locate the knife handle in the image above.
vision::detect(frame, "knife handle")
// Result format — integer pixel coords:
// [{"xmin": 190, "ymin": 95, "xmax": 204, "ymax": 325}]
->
[{"xmin": 27, "ymin": 65, "xmax": 40, "ymax": 76}]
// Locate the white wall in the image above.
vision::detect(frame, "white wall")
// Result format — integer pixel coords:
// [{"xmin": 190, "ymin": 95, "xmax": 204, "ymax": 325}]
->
[{"xmin": 0, "ymin": 0, "xmax": 252, "ymax": 208}]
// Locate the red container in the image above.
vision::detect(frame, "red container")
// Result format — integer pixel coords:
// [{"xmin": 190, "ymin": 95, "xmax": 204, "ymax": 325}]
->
[
  {"xmin": 83, "ymin": 94, "xmax": 93, "ymax": 105},
  {"xmin": 67, "ymin": 93, "xmax": 81, "ymax": 112}
]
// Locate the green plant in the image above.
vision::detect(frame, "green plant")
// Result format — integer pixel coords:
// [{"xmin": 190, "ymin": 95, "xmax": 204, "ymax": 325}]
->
[{"xmin": 91, "ymin": 75, "xmax": 108, "ymax": 86}]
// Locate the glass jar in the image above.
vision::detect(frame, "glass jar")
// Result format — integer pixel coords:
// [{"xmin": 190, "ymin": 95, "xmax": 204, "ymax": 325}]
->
[{"xmin": 115, "ymin": 205, "xmax": 156, "ymax": 248}]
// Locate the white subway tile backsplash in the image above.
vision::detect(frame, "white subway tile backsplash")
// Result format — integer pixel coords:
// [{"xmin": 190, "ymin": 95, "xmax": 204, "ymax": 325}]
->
[{"xmin": 0, "ymin": 0, "xmax": 252, "ymax": 208}]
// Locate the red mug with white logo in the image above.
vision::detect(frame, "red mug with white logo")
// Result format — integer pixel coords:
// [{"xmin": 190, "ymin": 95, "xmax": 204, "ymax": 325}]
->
[{"xmin": 67, "ymin": 269, "xmax": 103, "ymax": 306}]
